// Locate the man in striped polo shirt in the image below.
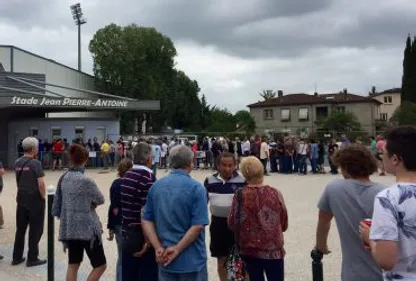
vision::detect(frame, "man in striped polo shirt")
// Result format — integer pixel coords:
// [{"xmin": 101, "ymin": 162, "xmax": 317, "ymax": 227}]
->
[
  {"xmin": 204, "ymin": 152, "xmax": 246, "ymax": 281},
  {"xmin": 121, "ymin": 142, "xmax": 158, "ymax": 281}
]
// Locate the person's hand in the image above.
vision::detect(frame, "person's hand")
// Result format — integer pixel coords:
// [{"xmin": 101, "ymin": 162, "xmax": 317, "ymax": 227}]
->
[
  {"xmin": 315, "ymin": 245, "xmax": 331, "ymax": 255},
  {"xmin": 112, "ymin": 208, "xmax": 119, "ymax": 216},
  {"xmin": 359, "ymin": 221, "xmax": 371, "ymax": 245},
  {"xmin": 107, "ymin": 230, "xmax": 114, "ymax": 241},
  {"xmin": 162, "ymin": 245, "xmax": 181, "ymax": 266},
  {"xmin": 133, "ymin": 243, "xmax": 150, "ymax": 258},
  {"xmin": 155, "ymin": 247, "xmax": 166, "ymax": 264}
]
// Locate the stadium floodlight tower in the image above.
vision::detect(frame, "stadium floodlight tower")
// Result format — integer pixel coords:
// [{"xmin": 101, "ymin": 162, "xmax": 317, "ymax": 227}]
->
[{"xmin": 70, "ymin": 3, "xmax": 87, "ymax": 71}]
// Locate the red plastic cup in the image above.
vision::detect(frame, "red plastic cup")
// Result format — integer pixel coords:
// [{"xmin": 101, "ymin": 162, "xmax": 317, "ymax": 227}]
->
[{"xmin": 363, "ymin": 218, "xmax": 372, "ymax": 250}]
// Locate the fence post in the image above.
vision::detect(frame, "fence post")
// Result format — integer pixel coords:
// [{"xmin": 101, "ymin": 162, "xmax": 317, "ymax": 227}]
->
[
  {"xmin": 47, "ymin": 185, "xmax": 56, "ymax": 281},
  {"xmin": 311, "ymin": 248, "xmax": 324, "ymax": 281}
]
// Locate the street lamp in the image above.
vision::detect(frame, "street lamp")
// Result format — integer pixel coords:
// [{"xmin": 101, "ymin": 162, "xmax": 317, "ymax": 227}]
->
[{"xmin": 70, "ymin": 3, "xmax": 87, "ymax": 71}]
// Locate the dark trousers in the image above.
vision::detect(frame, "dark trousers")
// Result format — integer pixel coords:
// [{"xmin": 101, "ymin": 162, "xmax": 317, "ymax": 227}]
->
[
  {"xmin": 243, "ymin": 256, "xmax": 284, "ymax": 281},
  {"xmin": 260, "ymin": 158, "xmax": 268, "ymax": 174},
  {"xmin": 13, "ymin": 202, "xmax": 45, "ymax": 261},
  {"xmin": 296, "ymin": 155, "xmax": 307, "ymax": 174},
  {"xmin": 122, "ymin": 249, "xmax": 158, "ymax": 281},
  {"xmin": 270, "ymin": 155, "xmax": 278, "ymax": 172},
  {"xmin": 281, "ymin": 155, "xmax": 293, "ymax": 174},
  {"xmin": 328, "ymin": 156, "xmax": 338, "ymax": 174}
]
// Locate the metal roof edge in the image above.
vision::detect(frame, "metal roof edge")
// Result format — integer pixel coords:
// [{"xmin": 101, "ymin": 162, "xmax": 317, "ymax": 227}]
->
[{"xmin": 0, "ymin": 45, "xmax": 95, "ymax": 79}]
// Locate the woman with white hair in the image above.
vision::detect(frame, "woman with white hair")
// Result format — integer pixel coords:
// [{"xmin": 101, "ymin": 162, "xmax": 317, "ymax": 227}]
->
[
  {"xmin": 12, "ymin": 137, "xmax": 46, "ymax": 267},
  {"xmin": 228, "ymin": 156, "xmax": 288, "ymax": 281}
]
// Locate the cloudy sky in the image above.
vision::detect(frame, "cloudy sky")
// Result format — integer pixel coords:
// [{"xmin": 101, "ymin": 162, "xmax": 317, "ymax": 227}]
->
[{"xmin": 1, "ymin": 0, "xmax": 415, "ymax": 112}]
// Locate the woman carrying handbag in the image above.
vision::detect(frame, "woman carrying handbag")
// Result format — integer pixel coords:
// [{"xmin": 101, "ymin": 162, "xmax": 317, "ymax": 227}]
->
[{"xmin": 228, "ymin": 156, "xmax": 288, "ymax": 281}]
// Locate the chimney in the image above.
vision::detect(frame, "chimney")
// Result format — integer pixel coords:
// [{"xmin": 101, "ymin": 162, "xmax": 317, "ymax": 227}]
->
[
  {"xmin": 343, "ymin": 88, "xmax": 348, "ymax": 94},
  {"xmin": 314, "ymin": 92, "xmax": 318, "ymax": 96},
  {"xmin": 278, "ymin": 90, "xmax": 283, "ymax": 97}
]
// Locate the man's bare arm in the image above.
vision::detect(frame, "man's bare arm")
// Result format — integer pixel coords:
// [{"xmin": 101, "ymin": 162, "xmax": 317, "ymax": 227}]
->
[
  {"xmin": 175, "ymin": 225, "xmax": 204, "ymax": 253},
  {"xmin": 142, "ymin": 219, "xmax": 163, "ymax": 250},
  {"xmin": 315, "ymin": 210, "xmax": 333, "ymax": 253},
  {"xmin": 370, "ymin": 240, "xmax": 398, "ymax": 270},
  {"xmin": 38, "ymin": 177, "xmax": 46, "ymax": 199}
]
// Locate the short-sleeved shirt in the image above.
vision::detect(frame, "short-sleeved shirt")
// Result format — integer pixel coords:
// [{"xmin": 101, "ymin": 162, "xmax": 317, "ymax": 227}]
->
[
  {"xmin": 143, "ymin": 169, "xmax": 209, "ymax": 273},
  {"xmin": 260, "ymin": 142, "xmax": 269, "ymax": 159},
  {"xmin": 152, "ymin": 144, "xmax": 161, "ymax": 163},
  {"xmin": 318, "ymin": 179, "xmax": 385, "ymax": 281},
  {"xmin": 370, "ymin": 183, "xmax": 416, "ymax": 281},
  {"xmin": 14, "ymin": 156, "xmax": 45, "ymax": 206},
  {"xmin": 376, "ymin": 140, "xmax": 385, "ymax": 153}
]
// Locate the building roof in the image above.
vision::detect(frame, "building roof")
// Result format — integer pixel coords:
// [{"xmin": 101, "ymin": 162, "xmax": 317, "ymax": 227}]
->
[
  {"xmin": 0, "ymin": 45, "xmax": 95, "ymax": 78},
  {"xmin": 370, "ymin": 88, "xmax": 401, "ymax": 97},
  {"xmin": 248, "ymin": 92, "xmax": 382, "ymax": 108}
]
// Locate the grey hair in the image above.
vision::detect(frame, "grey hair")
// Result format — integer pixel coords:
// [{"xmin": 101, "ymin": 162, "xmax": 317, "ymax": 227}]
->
[
  {"xmin": 132, "ymin": 142, "xmax": 152, "ymax": 165},
  {"xmin": 169, "ymin": 145, "xmax": 194, "ymax": 169},
  {"xmin": 22, "ymin": 137, "xmax": 39, "ymax": 153}
]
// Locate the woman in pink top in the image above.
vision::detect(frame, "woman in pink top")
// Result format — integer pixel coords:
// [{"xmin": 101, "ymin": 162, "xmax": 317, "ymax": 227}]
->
[{"xmin": 375, "ymin": 136, "xmax": 386, "ymax": 176}]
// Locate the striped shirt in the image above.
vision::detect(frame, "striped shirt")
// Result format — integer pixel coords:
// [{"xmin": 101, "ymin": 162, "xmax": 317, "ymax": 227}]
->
[
  {"xmin": 121, "ymin": 165, "xmax": 155, "ymax": 232},
  {"xmin": 204, "ymin": 171, "xmax": 246, "ymax": 218}
]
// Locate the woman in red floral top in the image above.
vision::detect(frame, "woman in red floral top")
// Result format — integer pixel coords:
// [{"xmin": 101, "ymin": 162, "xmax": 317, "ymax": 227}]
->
[{"xmin": 228, "ymin": 156, "xmax": 288, "ymax": 281}]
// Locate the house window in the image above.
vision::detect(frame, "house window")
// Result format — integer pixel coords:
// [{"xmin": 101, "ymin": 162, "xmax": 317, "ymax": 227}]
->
[
  {"xmin": 298, "ymin": 108, "xmax": 309, "ymax": 120},
  {"xmin": 30, "ymin": 127, "xmax": 39, "ymax": 137},
  {"xmin": 336, "ymin": 106, "xmax": 346, "ymax": 113},
  {"xmin": 316, "ymin": 107, "xmax": 328, "ymax": 119},
  {"xmin": 281, "ymin": 109, "xmax": 290, "ymax": 121},
  {"xmin": 384, "ymin": 96, "xmax": 392, "ymax": 104},
  {"xmin": 74, "ymin": 126, "xmax": 85, "ymax": 141},
  {"xmin": 51, "ymin": 127, "xmax": 62, "ymax": 141},
  {"xmin": 380, "ymin": 113, "xmax": 388, "ymax": 121},
  {"xmin": 263, "ymin": 109, "xmax": 274, "ymax": 120}
]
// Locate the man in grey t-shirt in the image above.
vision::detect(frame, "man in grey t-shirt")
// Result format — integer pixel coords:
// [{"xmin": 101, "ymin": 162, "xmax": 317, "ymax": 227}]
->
[
  {"xmin": 315, "ymin": 144, "xmax": 384, "ymax": 281},
  {"xmin": 12, "ymin": 137, "xmax": 46, "ymax": 267}
]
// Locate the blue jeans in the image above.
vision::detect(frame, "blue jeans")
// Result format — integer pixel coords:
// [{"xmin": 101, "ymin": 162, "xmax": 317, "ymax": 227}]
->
[
  {"xmin": 158, "ymin": 265, "xmax": 208, "ymax": 281},
  {"xmin": 114, "ymin": 226, "xmax": 122, "ymax": 281},
  {"xmin": 311, "ymin": 157, "xmax": 318, "ymax": 173},
  {"xmin": 297, "ymin": 155, "xmax": 307, "ymax": 174},
  {"xmin": 242, "ymin": 256, "xmax": 284, "ymax": 281},
  {"xmin": 151, "ymin": 163, "xmax": 158, "ymax": 177}
]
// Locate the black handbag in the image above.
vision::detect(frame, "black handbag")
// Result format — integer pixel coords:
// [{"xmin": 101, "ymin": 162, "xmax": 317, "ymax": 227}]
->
[{"xmin": 122, "ymin": 225, "xmax": 145, "ymax": 255}]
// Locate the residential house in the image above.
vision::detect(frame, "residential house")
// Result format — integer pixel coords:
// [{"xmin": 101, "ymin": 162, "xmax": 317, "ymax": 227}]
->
[
  {"xmin": 370, "ymin": 88, "xmax": 401, "ymax": 122},
  {"xmin": 248, "ymin": 89, "xmax": 382, "ymax": 136}
]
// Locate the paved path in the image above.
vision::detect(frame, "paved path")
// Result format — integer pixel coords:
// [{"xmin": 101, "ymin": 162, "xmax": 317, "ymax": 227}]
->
[{"xmin": 0, "ymin": 169, "xmax": 396, "ymax": 281}]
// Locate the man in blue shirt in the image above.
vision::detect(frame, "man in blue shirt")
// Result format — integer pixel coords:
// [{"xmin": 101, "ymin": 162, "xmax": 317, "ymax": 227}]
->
[{"xmin": 142, "ymin": 145, "xmax": 209, "ymax": 281}]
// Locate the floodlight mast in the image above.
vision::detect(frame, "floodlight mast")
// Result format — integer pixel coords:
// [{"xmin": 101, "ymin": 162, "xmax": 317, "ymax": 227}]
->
[{"xmin": 70, "ymin": 3, "xmax": 87, "ymax": 71}]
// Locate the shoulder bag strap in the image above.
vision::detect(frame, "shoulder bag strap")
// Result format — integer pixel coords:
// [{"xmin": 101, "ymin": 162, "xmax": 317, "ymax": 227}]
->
[{"xmin": 16, "ymin": 158, "xmax": 33, "ymax": 184}]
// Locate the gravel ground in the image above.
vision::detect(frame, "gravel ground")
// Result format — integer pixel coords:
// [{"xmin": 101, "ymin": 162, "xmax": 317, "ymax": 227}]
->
[{"xmin": 0, "ymin": 168, "xmax": 396, "ymax": 281}]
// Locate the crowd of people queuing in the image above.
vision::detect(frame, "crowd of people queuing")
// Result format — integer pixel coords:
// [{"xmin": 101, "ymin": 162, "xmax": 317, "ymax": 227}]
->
[{"xmin": 0, "ymin": 126, "xmax": 415, "ymax": 281}]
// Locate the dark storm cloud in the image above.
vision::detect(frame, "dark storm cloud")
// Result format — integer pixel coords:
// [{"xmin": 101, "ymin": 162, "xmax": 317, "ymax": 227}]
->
[
  {"xmin": 0, "ymin": 0, "xmax": 65, "ymax": 28},
  {"xmin": 1, "ymin": 0, "xmax": 415, "ymax": 59}
]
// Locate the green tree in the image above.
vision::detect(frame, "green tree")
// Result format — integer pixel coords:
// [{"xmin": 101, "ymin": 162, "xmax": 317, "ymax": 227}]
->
[
  {"xmin": 317, "ymin": 111, "xmax": 361, "ymax": 132},
  {"xmin": 401, "ymin": 34, "xmax": 414, "ymax": 102},
  {"xmin": 205, "ymin": 108, "xmax": 236, "ymax": 133},
  {"xmin": 200, "ymin": 94, "xmax": 212, "ymax": 129},
  {"xmin": 89, "ymin": 24, "xmax": 203, "ymax": 133},
  {"xmin": 234, "ymin": 110, "xmax": 256, "ymax": 132},
  {"xmin": 390, "ymin": 101, "xmax": 416, "ymax": 125},
  {"xmin": 259, "ymin": 90, "xmax": 276, "ymax": 100}
]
